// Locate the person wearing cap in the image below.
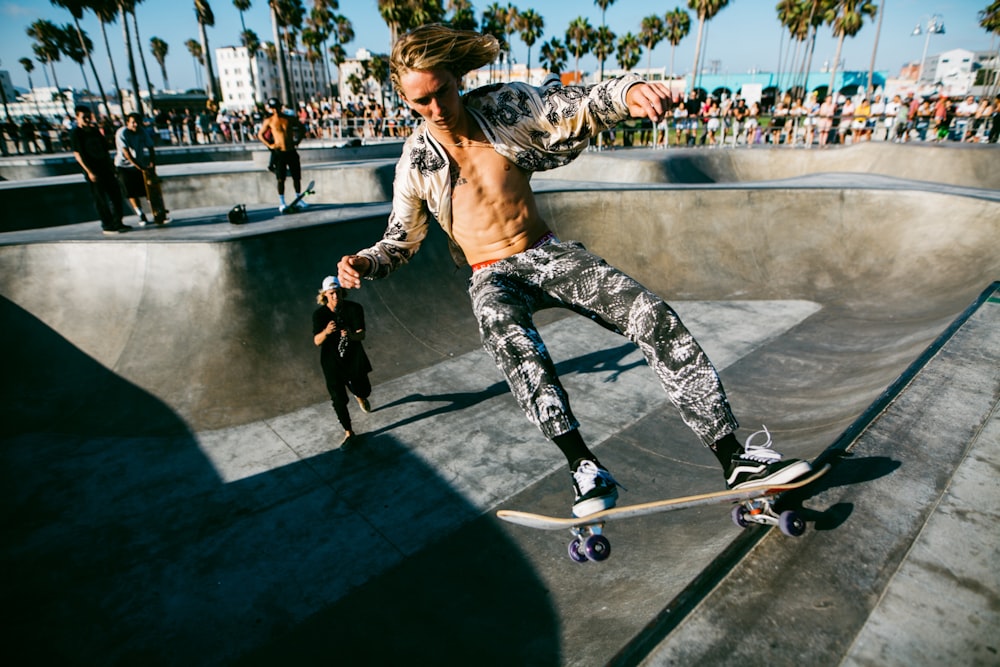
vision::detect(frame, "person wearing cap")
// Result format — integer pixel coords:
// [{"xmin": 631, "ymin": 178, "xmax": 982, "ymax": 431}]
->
[
  {"xmin": 313, "ymin": 275, "xmax": 373, "ymax": 444},
  {"xmin": 257, "ymin": 97, "xmax": 307, "ymax": 212}
]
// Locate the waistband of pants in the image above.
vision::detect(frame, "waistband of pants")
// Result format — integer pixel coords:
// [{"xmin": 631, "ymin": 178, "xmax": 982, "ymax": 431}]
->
[{"xmin": 470, "ymin": 231, "xmax": 558, "ymax": 273}]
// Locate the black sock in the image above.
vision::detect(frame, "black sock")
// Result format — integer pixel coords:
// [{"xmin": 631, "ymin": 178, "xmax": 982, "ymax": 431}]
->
[
  {"xmin": 553, "ymin": 430, "xmax": 599, "ymax": 470},
  {"xmin": 710, "ymin": 433, "xmax": 742, "ymax": 467}
]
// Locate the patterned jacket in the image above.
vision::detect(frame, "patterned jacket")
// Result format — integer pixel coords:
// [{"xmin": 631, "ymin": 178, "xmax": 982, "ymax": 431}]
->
[{"xmin": 357, "ymin": 74, "xmax": 643, "ymax": 276}]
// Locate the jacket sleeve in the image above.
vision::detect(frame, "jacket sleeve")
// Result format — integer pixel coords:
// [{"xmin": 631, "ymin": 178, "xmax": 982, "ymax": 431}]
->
[{"xmin": 355, "ymin": 142, "xmax": 432, "ymax": 279}]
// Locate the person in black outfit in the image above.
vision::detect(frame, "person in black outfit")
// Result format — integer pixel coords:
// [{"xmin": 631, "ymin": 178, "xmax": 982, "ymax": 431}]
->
[
  {"xmin": 313, "ymin": 276, "xmax": 373, "ymax": 444},
  {"xmin": 69, "ymin": 105, "xmax": 130, "ymax": 235}
]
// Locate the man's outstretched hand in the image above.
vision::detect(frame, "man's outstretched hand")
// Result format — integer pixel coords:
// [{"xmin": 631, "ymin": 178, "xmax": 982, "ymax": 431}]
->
[
  {"xmin": 625, "ymin": 82, "xmax": 673, "ymax": 123},
  {"xmin": 337, "ymin": 255, "xmax": 371, "ymax": 289}
]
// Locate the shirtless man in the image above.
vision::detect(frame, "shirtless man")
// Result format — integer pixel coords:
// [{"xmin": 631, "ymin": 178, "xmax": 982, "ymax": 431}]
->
[
  {"xmin": 337, "ymin": 25, "xmax": 809, "ymax": 518},
  {"xmin": 257, "ymin": 97, "xmax": 306, "ymax": 212}
]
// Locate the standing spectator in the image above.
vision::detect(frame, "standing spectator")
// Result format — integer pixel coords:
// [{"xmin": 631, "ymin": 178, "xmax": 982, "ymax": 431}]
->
[
  {"xmin": 953, "ymin": 95, "xmax": 978, "ymax": 141},
  {"xmin": 817, "ymin": 95, "xmax": 835, "ymax": 147},
  {"xmin": 70, "ymin": 105, "xmax": 130, "ymax": 235},
  {"xmin": 313, "ymin": 276, "xmax": 373, "ymax": 445},
  {"xmin": 114, "ymin": 112, "xmax": 159, "ymax": 225}
]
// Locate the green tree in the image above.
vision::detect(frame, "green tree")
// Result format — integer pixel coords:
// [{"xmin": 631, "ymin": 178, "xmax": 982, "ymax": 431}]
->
[
  {"xmin": 663, "ymin": 9, "xmax": 690, "ymax": 82},
  {"xmin": 517, "ymin": 8, "xmax": 544, "ymax": 75},
  {"xmin": 540, "ymin": 37, "xmax": 567, "ymax": 74},
  {"xmin": 150, "ymin": 36, "xmax": 170, "ymax": 89},
  {"xmin": 686, "ymin": 0, "xmax": 730, "ymax": 93},
  {"xmin": 51, "ymin": 0, "xmax": 112, "ymax": 116},
  {"xmin": 592, "ymin": 25, "xmax": 616, "ymax": 81},
  {"xmin": 640, "ymin": 14, "xmax": 666, "ymax": 80},
  {"xmin": 565, "ymin": 16, "xmax": 595, "ymax": 81},
  {"xmin": 378, "ymin": 0, "xmax": 445, "ymax": 47},
  {"xmin": 26, "ymin": 19, "xmax": 71, "ymax": 116},
  {"xmin": 823, "ymin": 0, "xmax": 877, "ymax": 100},
  {"xmin": 615, "ymin": 32, "xmax": 641, "ymax": 72},
  {"xmin": 447, "ymin": 0, "xmax": 478, "ymax": 31},
  {"xmin": 90, "ymin": 0, "xmax": 124, "ymax": 110},
  {"xmin": 195, "ymin": 0, "xmax": 221, "ymax": 103},
  {"xmin": 594, "ymin": 0, "xmax": 616, "ymax": 81},
  {"xmin": 980, "ymin": 1, "xmax": 1000, "ymax": 97},
  {"xmin": 185, "ymin": 37, "xmax": 204, "ymax": 89}
]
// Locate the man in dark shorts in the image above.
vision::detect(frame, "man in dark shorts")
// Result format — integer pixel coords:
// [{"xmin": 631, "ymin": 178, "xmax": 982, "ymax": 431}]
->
[
  {"xmin": 257, "ymin": 97, "xmax": 306, "ymax": 213},
  {"xmin": 70, "ymin": 105, "xmax": 130, "ymax": 235},
  {"xmin": 114, "ymin": 112, "xmax": 158, "ymax": 225}
]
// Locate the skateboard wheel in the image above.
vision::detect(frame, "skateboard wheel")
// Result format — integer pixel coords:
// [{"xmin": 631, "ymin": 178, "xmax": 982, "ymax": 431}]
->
[
  {"xmin": 568, "ymin": 538, "xmax": 589, "ymax": 563},
  {"xmin": 583, "ymin": 534, "xmax": 611, "ymax": 562},
  {"xmin": 778, "ymin": 510, "xmax": 806, "ymax": 537},
  {"xmin": 731, "ymin": 505, "xmax": 750, "ymax": 529}
]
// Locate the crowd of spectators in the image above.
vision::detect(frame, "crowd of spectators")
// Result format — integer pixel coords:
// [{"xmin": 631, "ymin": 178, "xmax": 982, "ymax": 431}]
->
[
  {"xmin": 2, "ymin": 89, "xmax": 998, "ymax": 157},
  {"xmin": 612, "ymin": 90, "xmax": 1000, "ymax": 148}
]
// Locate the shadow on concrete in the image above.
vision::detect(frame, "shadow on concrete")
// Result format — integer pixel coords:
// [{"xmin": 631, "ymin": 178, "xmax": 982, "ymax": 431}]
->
[{"xmin": 0, "ymin": 297, "xmax": 559, "ymax": 665}]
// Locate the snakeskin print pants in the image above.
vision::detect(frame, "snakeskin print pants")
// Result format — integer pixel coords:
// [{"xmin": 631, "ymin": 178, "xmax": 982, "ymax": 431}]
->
[{"xmin": 468, "ymin": 240, "xmax": 739, "ymax": 446}]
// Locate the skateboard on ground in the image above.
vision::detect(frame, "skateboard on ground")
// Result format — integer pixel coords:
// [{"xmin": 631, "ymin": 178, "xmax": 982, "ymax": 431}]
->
[
  {"xmin": 282, "ymin": 179, "xmax": 315, "ymax": 214},
  {"xmin": 497, "ymin": 464, "xmax": 830, "ymax": 563},
  {"xmin": 142, "ymin": 167, "xmax": 169, "ymax": 224}
]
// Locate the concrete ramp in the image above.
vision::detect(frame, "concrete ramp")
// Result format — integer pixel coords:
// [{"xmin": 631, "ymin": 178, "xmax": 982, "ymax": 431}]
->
[{"xmin": 2, "ymin": 155, "xmax": 999, "ymax": 664}]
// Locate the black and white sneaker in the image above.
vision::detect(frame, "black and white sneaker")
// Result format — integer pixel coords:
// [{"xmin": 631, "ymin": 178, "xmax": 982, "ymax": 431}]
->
[
  {"xmin": 571, "ymin": 460, "xmax": 620, "ymax": 517},
  {"xmin": 725, "ymin": 426, "xmax": 812, "ymax": 489}
]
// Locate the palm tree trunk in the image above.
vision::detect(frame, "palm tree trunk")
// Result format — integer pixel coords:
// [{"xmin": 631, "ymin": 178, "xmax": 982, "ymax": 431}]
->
[
  {"xmin": 48, "ymin": 61, "xmax": 71, "ymax": 117},
  {"xmin": 689, "ymin": 18, "xmax": 705, "ymax": 93},
  {"xmin": 120, "ymin": 3, "xmax": 143, "ymax": 114},
  {"xmin": 271, "ymin": 4, "xmax": 291, "ymax": 106},
  {"xmin": 198, "ymin": 21, "xmax": 217, "ymax": 103},
  {"xmin": 72, "ymin": 17, "xmax": 112, "ymax": 118},
  {"xmin": 99, "ymin": 20, "xmax": 124, "ymax": 114},
  {"xmin": 828, "ymin": 34, "xmax": 845, "ymax": 102},
  {"xmin": 131, "ymin": 11, "xmax": 157, "ymax": 114}
]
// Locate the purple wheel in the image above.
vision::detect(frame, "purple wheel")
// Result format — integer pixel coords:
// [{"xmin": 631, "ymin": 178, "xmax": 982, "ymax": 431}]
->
[
  {"xmin": 583, "ymin": 534, "xmax": 611, "ymax": 562},
  {"xmin": 567, "ymin": 538, "xmax": 589, "ymax": 563},
  {"xmin": 779, "ymin": 510, "xmax": 806, "ymax": 537},
  {"xmin": 731, "ymin": 505, "xmax": 750, "ymax": 528}
]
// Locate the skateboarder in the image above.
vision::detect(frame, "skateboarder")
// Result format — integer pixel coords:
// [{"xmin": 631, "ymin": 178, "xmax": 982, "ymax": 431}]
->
[
  {"xmin": 257, "ymin": 97, "xmax": 307, "ymax": 213},
  {"xmin": 114, "ymin": 112, "xmax": 158, "ymax": 225},
  {"xmin": 313, "ymin": 276, "xmax": 373, "ymax": 445},
  {"xmin": 70, "ymin": 105, "xmax": 130, "ymax": 235},
  {"xmin": 336, "ymin": 25, "xmax": 810, "ymax": 517}
]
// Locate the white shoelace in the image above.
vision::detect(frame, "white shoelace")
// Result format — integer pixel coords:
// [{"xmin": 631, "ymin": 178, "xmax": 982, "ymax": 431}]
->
[
  {"xmin": 573, "ymin": 460, "xmax": 622, "ymax": 495},
  {"xmin": 740, "ymin": 425, "xmax": 783, "ymax": 464}
]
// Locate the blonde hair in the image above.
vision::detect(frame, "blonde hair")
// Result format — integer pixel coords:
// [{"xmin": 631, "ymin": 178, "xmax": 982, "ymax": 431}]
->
[{"xmin": 390, "ymin": 24, "xmax": 499, "ymax": 94}]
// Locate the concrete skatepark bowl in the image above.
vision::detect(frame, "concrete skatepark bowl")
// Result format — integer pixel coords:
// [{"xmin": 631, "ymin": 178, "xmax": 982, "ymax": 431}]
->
[{"xmin": 1, "ymin": 143, "xmax": 998, "ymax": 665}]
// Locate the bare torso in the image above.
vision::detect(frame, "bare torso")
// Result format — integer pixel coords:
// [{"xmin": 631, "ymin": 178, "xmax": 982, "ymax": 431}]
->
[
  {"xmin": 438, "ymin": 119, "xmax": 550, "ymax": 266},
  {"xmin": 258, "ymin": 113, "xmax": 296, "ymax": 151}
]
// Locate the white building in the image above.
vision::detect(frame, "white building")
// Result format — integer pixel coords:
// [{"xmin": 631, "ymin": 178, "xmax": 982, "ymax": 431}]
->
[
  {"xmin": 337, "ymin": 48, "xmax": 389, "ymax": 107},
  {"xmin": 216, "ymin": 45, "xmax": 332, "ymax": 112},
  {"xmin": 918, "ymin": 48, "xmax": 981, "ymax": 97}
]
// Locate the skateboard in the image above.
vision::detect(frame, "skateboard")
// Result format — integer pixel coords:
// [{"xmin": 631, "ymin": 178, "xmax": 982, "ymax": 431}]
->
[
  {"xmin": 142, "ymin": 167, "xmax": 169, "ymax": 224},
  {"xmin": 282, "ymin": 179, "xmax": 315, "ymax": 214},
  {"xmin": 497, "ymin": 464, "xmax": 830, "ymax": 563}
]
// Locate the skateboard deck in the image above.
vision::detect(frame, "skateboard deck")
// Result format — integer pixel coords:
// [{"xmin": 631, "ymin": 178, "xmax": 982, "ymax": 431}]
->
[
  {"xmin": 498, "ymin": 464, "xmax": 830, "ymax": 562},
  {"xmin": 282, "ymin": 179, "xmax": 315, "ymax": 214},
  {"xmin": 143, "ymin": 168, "xmax": 169, "ymax": 224}
]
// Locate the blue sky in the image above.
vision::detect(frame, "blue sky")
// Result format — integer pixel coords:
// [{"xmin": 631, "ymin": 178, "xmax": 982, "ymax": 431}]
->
[{"xmin": 1, "ymin": 0, "xmax": 994, "ymax": 93}]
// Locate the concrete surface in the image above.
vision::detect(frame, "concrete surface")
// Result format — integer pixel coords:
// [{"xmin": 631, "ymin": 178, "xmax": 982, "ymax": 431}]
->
[{"xmin": 1, "ymin": 145, "xmax": 998, "ymax": 666}]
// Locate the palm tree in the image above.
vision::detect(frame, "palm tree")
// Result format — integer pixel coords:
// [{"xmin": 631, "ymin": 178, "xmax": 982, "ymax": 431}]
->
[
  {"xmin": 448, "ymin": 0, "xmax": 477, "ymax": 31},
  {"xmin": 26, "ymin": 19, "xmax": 71, "ymax": 116},
  {"xmin": 591, "ymin": 25, "xmax": 616, "ymax": 82},
  {"xmin": 640, "ymin": 15, "xmax": 665, "ymax": 81},
  {"xmin": 234, "ymin": 0, "xmax": 253, "ymax": 33},
  {"xmin": 59, "ymin": 23, "xmax": 92, "ymax": 93},
  {"xmin": 19, "ymin": 57, "xmax": 43, "ymax": 116},
  {"xmin": 594, "ymin": 0, "xmax": 616, "ymax": 81},
  {"xmin": 91, "ymin": 0, "xmax": 124, "ymax": 111},
  {"xmin": 823, "ymin": 0, "xmax": 877, "ymax": 101},
  {"xmin": 378, "ymin": 0, "xmax": 445, "ymax": 47},
  {"xmin": 185, "ymin": 38, "xmax": 204, "ymax": 89},
  {"xmin": 117, "ymin": 0, "xmax": 143, "ymax": 114},
  {"xmin": 615, "ymin": 32, "xmax": 641, "ymax": 72},
  {"xmin": 502, "ymin": 4, "xmax": 521, "ymax": 81},
  {"xmin": 51, "ymin": 0, "xmax": 112, "ymax": 117},
  {"xmin": 517, "ymin": 8, "xmax": 544, "ymax": 76},
  {"xmin": 241, "ymin": 29, "xmax": 261, "ymax": 105},
  {"xmin": 130, "ymin": 5, "xmax": 157, "ymax": 113},
  {"xmin": 662, "ymin": 9, "xmax": 690, "ymax": 82},
  {"xmin": 979, "ymin": 1, "xmax": 1000, "ymax": 97},
  {"xmin": 329, "ymin": 14, "xmax": 353, "ymax": 100},
  {"xmin": 686, "ymin": 0, "xmax": 730, "ymax": 93},
  {"xmin": 194, "ymin": 0, "xmax": 221, "ymax": 103},
  {"xmin": 150, "ymin": 37, "xmax": 170, "ymax": 89},
  {"xmin": 775, "ymin": 0, "xmax": 810, "ymax": 95},
  {"xmin": 539, "ymin": 37, "xmax": 567, "ymax": 74},
  {"xmin": 565, "ymin": 17, "xmax": 594, "ymax": 82}
]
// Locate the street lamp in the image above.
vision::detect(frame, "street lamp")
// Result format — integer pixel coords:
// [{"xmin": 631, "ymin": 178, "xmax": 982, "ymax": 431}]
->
[{"xmin": 912, "ymin": 14, "xmax": 945, "ymax": 86}]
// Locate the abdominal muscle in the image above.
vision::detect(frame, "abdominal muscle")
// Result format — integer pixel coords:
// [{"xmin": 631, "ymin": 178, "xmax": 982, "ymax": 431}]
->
[{"xmin": 447, "ymin": 145, "xmax": 551, "ymax": 266}]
